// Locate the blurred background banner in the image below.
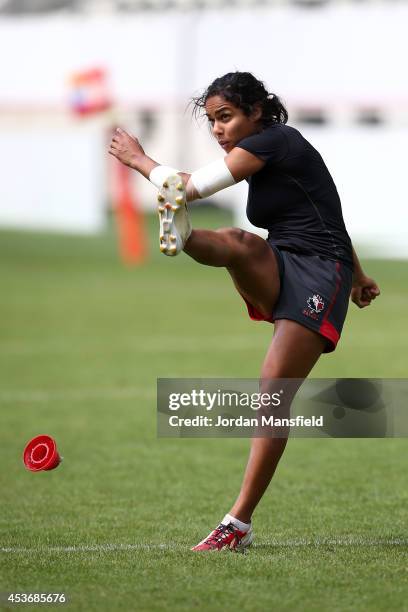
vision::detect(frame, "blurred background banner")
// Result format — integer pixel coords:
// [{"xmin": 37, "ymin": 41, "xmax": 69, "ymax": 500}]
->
[{"xmin": 0, "ymin": 1, "xmax": 407, "ymax": 252}]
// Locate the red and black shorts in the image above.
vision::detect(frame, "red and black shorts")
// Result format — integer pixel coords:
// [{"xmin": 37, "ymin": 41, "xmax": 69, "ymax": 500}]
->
[{"xmin": 243, "ymin": 245, "xmax": 353, "ymax": 353}]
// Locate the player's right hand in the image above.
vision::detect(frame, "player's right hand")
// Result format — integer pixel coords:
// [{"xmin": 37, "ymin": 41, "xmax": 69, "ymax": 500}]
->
[
  {"xmin": 351, "ymin": 275, "xmax": 380, "ymax": 308},
  {"xmin": 109, "ymin": 127, "xmax": 144, "ymax": 168}
]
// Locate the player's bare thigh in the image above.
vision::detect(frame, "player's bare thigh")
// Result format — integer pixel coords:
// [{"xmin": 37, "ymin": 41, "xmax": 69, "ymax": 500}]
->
[
  {"xmin": 262, "ymin": 319, "xmax": 327, "ymax": 379},
  {"xmin": 257, "ymin": 320, "xmax": 327, "ymax": 433},
  {"xmin": 220, "ymin": 228, "xmax": 281, "ymax": 318}
]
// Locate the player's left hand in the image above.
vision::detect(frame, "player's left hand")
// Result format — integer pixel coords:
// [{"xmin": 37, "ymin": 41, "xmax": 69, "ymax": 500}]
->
[
  {"xmin": 109, "ymin": 127, "xmax": 144, "ymax": 168},
  {"xmin": 351, "ymin": 275, "xmax": 380, "ymax": 308}
]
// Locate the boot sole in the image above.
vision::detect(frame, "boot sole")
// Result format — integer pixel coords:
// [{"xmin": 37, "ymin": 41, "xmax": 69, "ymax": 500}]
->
[{"xmin": 157, "ymin": 175, "xmax": 186, "ymax": 257}]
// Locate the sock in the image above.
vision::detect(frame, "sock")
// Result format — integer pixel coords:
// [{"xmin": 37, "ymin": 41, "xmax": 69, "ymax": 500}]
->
[{"xmin": 221, "ymin": 513, "xmax": 251, "ymax": 532}]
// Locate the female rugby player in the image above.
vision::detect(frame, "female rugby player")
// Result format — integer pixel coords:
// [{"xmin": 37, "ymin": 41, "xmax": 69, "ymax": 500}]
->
[{"xmin": 109, "ymin": 72, "xmax": 380, "ymax": 553}]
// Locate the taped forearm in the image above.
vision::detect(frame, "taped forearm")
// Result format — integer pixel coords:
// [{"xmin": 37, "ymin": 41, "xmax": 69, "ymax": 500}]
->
[
  {"xmin": 149, "ymin": 159, "xmax": 236, "ymax": 200},
  {"xmin": 190, "ymin": 159, "xmax": 236, "ymax": 198}
]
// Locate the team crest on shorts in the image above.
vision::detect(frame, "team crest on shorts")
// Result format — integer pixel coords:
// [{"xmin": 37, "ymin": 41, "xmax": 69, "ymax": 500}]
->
[
  {"xmin": 303, "ymin": 294, "xmax": 325, "ymax": 320},
  {"xmin": 307, "ymin": 294, "xmax": 325, "ymax": 313}
]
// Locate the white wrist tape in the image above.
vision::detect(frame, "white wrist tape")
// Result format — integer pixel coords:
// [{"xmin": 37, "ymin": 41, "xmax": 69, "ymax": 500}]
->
[
  {"xmin": 190, "ymin": 159, "xmax": 236, "ymax": 199},
  {"xmin": 149, "ymin": 165, "xmax": 180, "ymax": 188}
]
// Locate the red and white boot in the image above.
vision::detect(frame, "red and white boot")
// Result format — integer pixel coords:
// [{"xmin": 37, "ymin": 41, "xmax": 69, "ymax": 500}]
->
[{"xmin": 191, "ymin": 518, "xmax": 253, "ymax": 553}]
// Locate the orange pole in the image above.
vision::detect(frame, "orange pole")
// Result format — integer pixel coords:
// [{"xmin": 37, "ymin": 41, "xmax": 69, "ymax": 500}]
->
[{"xmin": 113, "ymin": 160, "xmax": 148, "ymax": 265}]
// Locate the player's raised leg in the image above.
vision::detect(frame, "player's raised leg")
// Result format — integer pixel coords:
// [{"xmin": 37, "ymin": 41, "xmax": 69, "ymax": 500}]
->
[
  {"xmin": 185, "ymin": 226, "xmax": 282, "ymax": 318},
  {"xmin": 155, "ymin": 174, "xmax": 281, "ymax": 317}
]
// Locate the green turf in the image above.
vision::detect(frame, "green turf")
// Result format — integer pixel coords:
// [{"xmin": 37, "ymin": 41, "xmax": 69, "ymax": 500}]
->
[{"xmin": 0, "ymin": 209, "xmax": 407, "ymax": 611}]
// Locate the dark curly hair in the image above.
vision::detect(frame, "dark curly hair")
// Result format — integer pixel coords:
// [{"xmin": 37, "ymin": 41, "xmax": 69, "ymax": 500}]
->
[{"xmin": 192, "ymin": 71, "xmax": 288, "ymax": 127}]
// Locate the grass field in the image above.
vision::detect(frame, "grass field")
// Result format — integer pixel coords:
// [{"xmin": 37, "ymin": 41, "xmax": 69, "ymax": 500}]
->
[{"xmin": 0, "ymin": 208, "xmax": 407, "ymax": 611}]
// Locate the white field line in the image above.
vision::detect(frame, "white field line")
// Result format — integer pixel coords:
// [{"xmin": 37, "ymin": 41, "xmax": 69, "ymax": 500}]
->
[
  {"xmin": 0, "ymin": 544, "xmax": 182, "ymax": 553},
  {"xmin": 1, "ymin": 539, "xmax": 407, "ymax": 554}
]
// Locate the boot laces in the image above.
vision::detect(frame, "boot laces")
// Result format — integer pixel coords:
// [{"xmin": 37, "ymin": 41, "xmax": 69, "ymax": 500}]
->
[{"xmin": 205, "ymin": 523, "xmax": 241, "ymax": 547}]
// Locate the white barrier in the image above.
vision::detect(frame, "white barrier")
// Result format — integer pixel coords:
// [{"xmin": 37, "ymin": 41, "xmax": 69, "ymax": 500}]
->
[{"xmin": 0, "ymin": 117, "xmax": 106, "ymax": 233}]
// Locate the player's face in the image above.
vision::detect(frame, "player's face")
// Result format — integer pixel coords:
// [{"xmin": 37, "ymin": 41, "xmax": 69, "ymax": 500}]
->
[{"xmin": 205, "ymin": 95, "xmax": 262, "ymax": 153}]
